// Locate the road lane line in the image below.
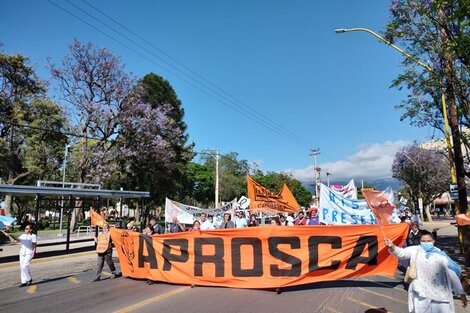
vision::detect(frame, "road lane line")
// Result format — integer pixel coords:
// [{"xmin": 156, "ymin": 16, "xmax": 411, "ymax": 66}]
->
[
  {"xmin": 112, "ymin": 286, "xmax": 188, "ymax": 313},
  {"xmin": 358, "ymin": 287, "xmax": 407, "ymax": 305},
  {"xmin": 325, "ymin": 306, "xmax": 342, "ymax": 313},
  {"xmin": 26, "ymin": 285, "xmax": 37, "ymax": 294},
  {"xmin": 347, "ymin": 296, "xmax": 393, "ymax": 313},
  {"xmin": 67, "ymin": 276, "xmax": 80, "ymax": 284}
]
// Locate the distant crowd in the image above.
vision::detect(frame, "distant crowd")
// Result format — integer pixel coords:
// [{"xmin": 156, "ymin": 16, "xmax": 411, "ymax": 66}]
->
[{"xmin": 126, "ymin": 207, "xmax": 322, "ymax": 235}]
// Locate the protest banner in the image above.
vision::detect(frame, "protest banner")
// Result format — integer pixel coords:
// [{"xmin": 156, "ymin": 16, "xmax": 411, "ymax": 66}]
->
[
  {"xmin": 330, "ymin": 179, "xmax": 358, "ymax": 199},
  {"xmin": 319, "ymin": 184, "xmax": 399, "ymax": 225},
  {"xmin": 165, "ymin": 198, "xmax": 237, "ymax": 225},
  {"xmin": 111, "ymin": 223, "xmax": 407, "ymax": 289},
  {"xmin": 247, "ymin": 175, "xmax": 300, "ymax": 213}
]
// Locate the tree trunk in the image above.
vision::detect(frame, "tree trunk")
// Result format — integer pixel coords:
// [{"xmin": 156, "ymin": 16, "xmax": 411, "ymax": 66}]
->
[
  {"xmin": 425, "ymin": 204, "xmax": 433, "ymax": 222},
  {"xmin": 2, "ymin": 194, "xmax": 13, "ymax": 216}
]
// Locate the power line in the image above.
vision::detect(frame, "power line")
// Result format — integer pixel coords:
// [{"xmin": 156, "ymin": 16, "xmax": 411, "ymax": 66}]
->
[
  {"xmin": 79, "ymin": 0, "xmax": 313, "ymax": 148},
  {"xmin": 47, "ymin": 0, "xmax": 313, "ymax": 149}
]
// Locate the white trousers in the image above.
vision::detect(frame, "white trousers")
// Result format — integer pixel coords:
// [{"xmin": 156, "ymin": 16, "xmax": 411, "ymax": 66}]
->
[
  {"xmin": 20, "ymin": 253, "xmax": 33, "ymax": 284},
  {"xmin": 411, "ymin": 292, "xmax": 453, "ymax": 313}
]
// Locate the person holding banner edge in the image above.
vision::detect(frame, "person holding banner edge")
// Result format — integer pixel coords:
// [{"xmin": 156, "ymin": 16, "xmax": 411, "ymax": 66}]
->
[
  {"xmin": 92, "ymin": 222, "xmax": 121, "ymax": 282},
  {"xmin": 384, "ymin": 231, "xmax": 467, "ymax": 312}
]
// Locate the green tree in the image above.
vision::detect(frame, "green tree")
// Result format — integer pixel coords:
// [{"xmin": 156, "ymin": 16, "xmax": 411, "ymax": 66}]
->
[
  {"xmin": 180, "ymin": 162, "xmax": 214, "ymax": 206},
  {"xmin": 253, "ymin": 172, "xmax": 312, "ymax": 207},
  {"xmin": 202, "ymin": 152, "xmax": 249, "ymax": 205},
  {"xmin": 1, "ymin": 51, "xmax": 67, "ymax": 215},
  {"xmin": 385, "ymin": 0, "xmax": 470, "ymax": 212}
]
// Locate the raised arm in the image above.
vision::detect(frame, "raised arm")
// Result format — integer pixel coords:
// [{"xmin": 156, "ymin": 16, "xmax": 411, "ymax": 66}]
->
[{"xmin": 1, "ymin": 230, "xmax": 19, "ymax": 243}]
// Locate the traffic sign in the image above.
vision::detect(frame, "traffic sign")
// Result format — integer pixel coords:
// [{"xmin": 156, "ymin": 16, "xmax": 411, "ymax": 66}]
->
[{"xmin": 449, "ymin": 184, "xmax": 458, "ymax": 200}]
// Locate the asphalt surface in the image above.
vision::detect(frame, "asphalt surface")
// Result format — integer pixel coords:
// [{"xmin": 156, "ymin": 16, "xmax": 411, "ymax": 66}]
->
[{"xmin": 0, "ymin": 218, "xmax": 468, "ymax": 313}]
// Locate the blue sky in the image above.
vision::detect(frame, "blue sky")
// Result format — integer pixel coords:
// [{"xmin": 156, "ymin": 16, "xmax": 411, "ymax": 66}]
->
[{"xmin": 2, "ymin": 0, "xmax": 437, "ymax": 184}]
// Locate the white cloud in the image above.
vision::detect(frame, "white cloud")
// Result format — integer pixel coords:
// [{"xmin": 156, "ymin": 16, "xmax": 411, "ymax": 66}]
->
[{"xmin": 288, "ymin": 140, "xmax": 412, "ymax": 183}]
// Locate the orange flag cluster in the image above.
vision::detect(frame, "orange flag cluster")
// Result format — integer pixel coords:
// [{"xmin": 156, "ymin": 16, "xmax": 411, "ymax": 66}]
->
[{"xmin": 246, "ymin": 176, "xmax": 300, "ymax": 213}]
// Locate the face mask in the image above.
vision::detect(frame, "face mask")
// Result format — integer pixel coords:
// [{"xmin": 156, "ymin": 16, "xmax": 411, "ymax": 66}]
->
[{"xmin": 420, "ymin": 242, "xmax": 434, "ymax": 252}]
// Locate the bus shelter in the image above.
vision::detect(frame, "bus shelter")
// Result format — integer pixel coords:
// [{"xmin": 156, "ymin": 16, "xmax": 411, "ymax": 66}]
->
[{"xmin": 0, "ymin": 184, "xmax": 150, "ymax": 251}]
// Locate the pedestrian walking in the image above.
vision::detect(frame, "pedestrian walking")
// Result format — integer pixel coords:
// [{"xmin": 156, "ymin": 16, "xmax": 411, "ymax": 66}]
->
[
  {"xmin": 1, "ymin": 224, "xmax": 37, "ymax": 287},
  {"xmin": 385, "ymin": 230, "xmax": 467, "ymax": 312},
  {"xmin": 92, "ymin": 222, "xmax": 121, "ymax": 282}
]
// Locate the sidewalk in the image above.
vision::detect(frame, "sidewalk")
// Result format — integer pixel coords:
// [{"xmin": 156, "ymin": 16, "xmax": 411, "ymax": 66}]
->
[{"xmin": 0, "ymin": 233, "xmax": 95, "ymax": 263}]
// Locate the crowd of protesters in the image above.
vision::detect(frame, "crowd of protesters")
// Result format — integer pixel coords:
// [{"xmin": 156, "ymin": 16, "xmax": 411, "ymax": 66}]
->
[{"xmin": 126, "ymin": 207, "xmax": 323, "ymax": 234}]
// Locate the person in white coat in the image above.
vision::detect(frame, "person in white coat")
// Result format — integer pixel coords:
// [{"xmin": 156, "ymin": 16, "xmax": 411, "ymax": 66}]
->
[
  {"xmin": 385, "ymin": 230, "xmax": 467, "ymax": 312},
  {"xmin": 1, "ymin": 224, "xmax": 37, "ymax": 287}
]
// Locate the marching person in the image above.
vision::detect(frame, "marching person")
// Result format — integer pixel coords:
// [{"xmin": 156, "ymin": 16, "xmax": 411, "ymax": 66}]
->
[
  {"xmin": 248, "ymin": 213, "xmax": 259, "ymax": 227},
  {"xmin": 199, "ymin": 212, "xmax": 215, "ymax": 230},
  {"xmin": 384, "ymin": 231, "xmax": 467, "ymax": 312},
  {"xmin": 294, "ymin": 211, "xmax": 307, "ymax": 225},
  {"xmin": 1, "ymin": 224, "xmax": 37, "ymax": 287},
  {"xmin": 168, "ymin": 217, "xmax": 185, "ymax": 233},
  {"xmin": 219, "ymin": 212, "xmax": 235, "ymax": 229},
  {"xmin": 92, "ymin": 222, "xmax": 121, "ymax": 282},
  {"xmin": 235, "ymin": 211, "xmax": 248, "ymax": 228},
  {"xmin": 149, "ymin": 216, "xmax": 164, "ymax": 234},
  {"xmin": 306, "ymin": 208, "xmax": 320, "ymax": 225}
]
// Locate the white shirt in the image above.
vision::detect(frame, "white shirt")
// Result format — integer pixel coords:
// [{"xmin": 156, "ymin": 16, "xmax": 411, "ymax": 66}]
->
[
  {"xmin": 200, "ymin": 219, "xmax": 215, "ymax": 230},
  {"xmin": 18, "ymin": 233, "xmax": 37, "ymax": 255}
]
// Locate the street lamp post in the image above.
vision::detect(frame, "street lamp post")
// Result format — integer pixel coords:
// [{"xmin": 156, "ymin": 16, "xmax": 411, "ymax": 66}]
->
[
  {"xmin": 310, "ymin": 148, "xmax": 320, "ymax": 206},
  {"xmin": 335, "ymin": 28, "xmax": 456, "ymax": 185},
  {"xmin": 60, "ymin": 142, "xmax": 77, "ymax": 236}
]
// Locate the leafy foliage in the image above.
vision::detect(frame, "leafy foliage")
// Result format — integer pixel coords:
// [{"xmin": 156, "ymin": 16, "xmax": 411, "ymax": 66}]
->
[{"xmin": 253, "ymin": 172, "xmax": 313, "ymax": 207}]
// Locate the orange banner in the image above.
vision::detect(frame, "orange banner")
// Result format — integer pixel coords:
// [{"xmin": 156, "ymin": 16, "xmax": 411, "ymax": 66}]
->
[
  {"xmin": 247, "ymin": 175, "xmax": 300, "ymax": 213},
  {"xmin": 111, "ymin": 223, "xmax": 408, "ymax": 289}
]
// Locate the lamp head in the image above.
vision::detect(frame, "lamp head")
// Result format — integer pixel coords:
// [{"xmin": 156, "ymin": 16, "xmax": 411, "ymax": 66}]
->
[{"xmin": 335, "ymin": 29, "xmax": 348, "ymax": 33}]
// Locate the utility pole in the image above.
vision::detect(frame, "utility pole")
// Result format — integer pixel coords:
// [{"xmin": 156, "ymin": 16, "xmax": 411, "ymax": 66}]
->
[
  {"xmin": 310, "ymin": 148, "xmax": 320, "ymax": 206},
  {"xmin": 201, "ymin": 149, "xmax": 220, "ymax": 208},
  {"xmin": 326, "ymin": 172, "xmax": 331, "ymax": 187}
]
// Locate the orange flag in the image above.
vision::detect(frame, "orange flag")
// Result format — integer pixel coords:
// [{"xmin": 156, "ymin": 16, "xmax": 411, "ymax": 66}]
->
[
  {"xmin": 362, "ymin": 189, "xmax": 395, "ymax": 225},
  {"xmin": 90, "ymin": 209, "xmax": 105, "ymax": 227},
  {"xmin": 455, "ymin": 214, "xmax": 470, "ymax": 226},
  {"xmin": 247, "ymin": 176, "xmax": 300, "ymax": 213}
]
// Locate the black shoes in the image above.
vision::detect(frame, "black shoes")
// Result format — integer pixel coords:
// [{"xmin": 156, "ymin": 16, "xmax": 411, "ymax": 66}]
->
[
  {"xmin": 92, "ymin": 277, "xmax": 101, "ymax": 282},
  {"xmin": 19, "ymin": 283, "xmax": 27, "ymax": 288},
  {"xmin": 111, "ymin": 272, "xmax": 122, "ymax": 279}
]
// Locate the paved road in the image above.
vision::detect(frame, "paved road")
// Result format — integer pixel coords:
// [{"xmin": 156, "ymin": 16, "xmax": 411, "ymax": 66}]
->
[{"xmin": 0, "ymin": 219, "xmax": 467, "ymax": 313}]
